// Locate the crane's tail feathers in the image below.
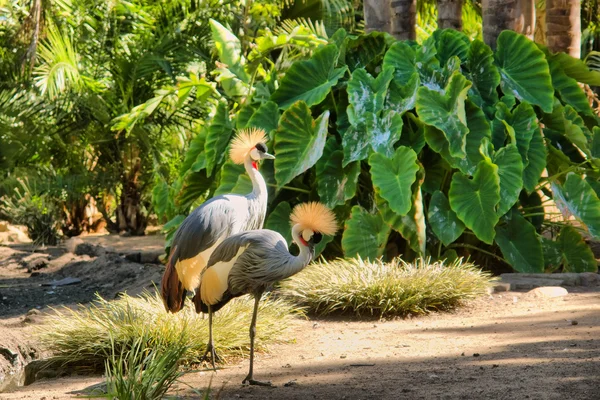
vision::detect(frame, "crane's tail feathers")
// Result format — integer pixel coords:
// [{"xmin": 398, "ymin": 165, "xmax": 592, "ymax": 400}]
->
[
  {"xmin": 229, "ymin": 127, "xmax": 268, "ymax": 164},
  {"xmin": 290, "ymin": 202, "xmax": 338, "ymax": 235},
  {"xmin": 160, "ymin": 245, "xmax": 187, "ymax": 313}
]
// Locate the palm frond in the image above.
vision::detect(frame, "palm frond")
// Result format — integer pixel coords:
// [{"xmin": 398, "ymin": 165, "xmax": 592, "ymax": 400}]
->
[{"xmin": 33, "ymin": 23, "xmax": 84, "ymax": 98}]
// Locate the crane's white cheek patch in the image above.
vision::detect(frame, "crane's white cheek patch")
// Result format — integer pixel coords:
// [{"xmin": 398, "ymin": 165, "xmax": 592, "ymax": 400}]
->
[
  {"xmin": 302, "ymin": 229, "xmax": 314, "ymax": 242},
  {"xmin": 250, "ymin": 148, "xmax": 260, "ymax": 160},
  {"xmin": 200, "ymin": 246, "xmax": 247, "ymax": 305}
]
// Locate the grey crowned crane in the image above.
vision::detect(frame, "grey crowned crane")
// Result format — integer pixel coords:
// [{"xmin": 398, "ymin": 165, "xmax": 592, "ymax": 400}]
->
[
  {"xmin": 192, "ymin": 202, "xmax": 338, "ymax": 386},
  {"xmin": 161, "ymin": 128, "xmax": 275, "ymax": 313}
]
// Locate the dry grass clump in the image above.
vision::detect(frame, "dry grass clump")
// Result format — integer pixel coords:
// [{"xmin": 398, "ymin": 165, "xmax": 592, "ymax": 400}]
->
[
  {"xmin": 38, "ymin": 290, "xmax": 301, "ymax": 368},
  {"xmin": 280, "ymin": 257, "xmax": 495, "ymax": 318}
]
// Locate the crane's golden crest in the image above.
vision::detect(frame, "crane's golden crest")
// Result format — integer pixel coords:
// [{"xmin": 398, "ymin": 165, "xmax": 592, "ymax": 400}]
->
[
  {"xmin": 290, "ymin": 202, "xmax": 338, "ymax": 236},
  {"xmin": 229, "ymin": 127, "xmax": 268, "ymax": 164}
]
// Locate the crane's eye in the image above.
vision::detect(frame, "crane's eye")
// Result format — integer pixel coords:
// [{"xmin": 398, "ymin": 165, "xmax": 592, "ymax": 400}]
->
[
  {"xmin": 312, "ymin": 233, "xmax": 323, "ymax": 244},
  {"xmin": 255, "ymin": 143, "xmax": 267, "ymax": 153}
]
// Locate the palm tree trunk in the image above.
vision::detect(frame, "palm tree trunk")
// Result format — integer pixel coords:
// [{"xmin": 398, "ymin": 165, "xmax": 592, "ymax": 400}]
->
[
  {"xmin": 515, "ymin": 0, "xmax": 536, "ymax": 40},
  {"xmin": 546, "ymin": 0, "xmax": 581, "ymax": 58},
  {"xmin": 438, "ymin": 0, "xmax": 463, "ymax": 31},
  {"xmin": 483, "ymin": 0, "xmax": 536, "ymax": 49},
  {"xmin": 364, "ymin": 0, "xmax": 416, "ymax": 40},
  {"xmin": 391, "ymin": 0, "xmax": 416, "ymax": 40}
]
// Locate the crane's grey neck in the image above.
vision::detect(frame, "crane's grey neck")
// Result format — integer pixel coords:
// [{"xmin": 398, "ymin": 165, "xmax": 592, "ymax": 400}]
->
[
  {"xmin": 287, "ymin": 224, "xmax": 315, "ymax": 274},
  {"xmin": 243, "ymin": 156, "xmax": 267, "ymax": 200}
]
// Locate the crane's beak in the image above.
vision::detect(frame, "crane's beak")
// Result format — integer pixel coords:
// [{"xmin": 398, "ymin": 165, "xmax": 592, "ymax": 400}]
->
[{"xmin": 262, "ymin": 152, "xmax": 275, "ymax": 160}]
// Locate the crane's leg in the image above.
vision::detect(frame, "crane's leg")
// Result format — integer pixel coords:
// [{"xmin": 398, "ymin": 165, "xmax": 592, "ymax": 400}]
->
[
  {"xmin": 242, "ymin": 292, "xmax": 273, "ymax": 387},
  {"xmin": 200, "ymin": 305, "xmax": 220, "ymax": 371}
]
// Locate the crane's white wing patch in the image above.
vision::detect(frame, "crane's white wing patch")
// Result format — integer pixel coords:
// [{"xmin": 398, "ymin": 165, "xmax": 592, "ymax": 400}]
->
[
  {"xmin": 200, "ymin": 245, "xmax": 248, "ymax": 305},
  {"xmin": 176, "ymin": 238, "xmax": 224, "ymax": 291}
]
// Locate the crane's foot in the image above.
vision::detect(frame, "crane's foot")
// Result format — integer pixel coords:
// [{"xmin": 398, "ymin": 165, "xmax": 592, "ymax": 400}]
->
[
  {"xmin": 242, "ymin": 376, "xmax": 274, "ymax": 387},
  {"xmin": 200, "ymin": 343, "xmax": 221, "ymax": 371}
]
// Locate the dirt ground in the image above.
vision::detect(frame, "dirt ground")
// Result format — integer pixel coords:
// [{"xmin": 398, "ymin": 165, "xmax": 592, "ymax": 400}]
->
[{"xmin": 1, "ymin": 234, "xmax": 600, "ymax": 399}]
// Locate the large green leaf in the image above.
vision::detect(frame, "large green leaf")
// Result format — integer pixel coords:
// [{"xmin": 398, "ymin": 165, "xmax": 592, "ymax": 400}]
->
[
  {"xmin": 209, "ymin": 19, "xmax": 248, "ymax": 82},
  {"xmin": 376, "ymin": 189, "xmax": 426, "ymax": 255},
  {"xmin": 176, "ymin": 170, "xmax": 213, "ymax": 210},
  {"xmin": 247, "ymin": 101, "xmax": 280, "ymax": 138},
  {"xmin": 274, "ymin": 101, "xmax": 329, "ymax": 187},
  {"xmin": 180, "ymin": 128, "xmax": 207, "ymax": 174},
  {"xmin": 510, "ymin": 103, "xmax": 538, "ymax": 165},
  {"xmin": 265, "ymin": 201, "xmax": 293, "ymax": 246},
  {"xmin": 342, "ymin": 206, "xmax": 391, "ymax": 260},
  {"xmin": 592, "ymin": 127, "xmax": 600, "ymax": 159},
  {"xmin": 342, "ymin": 110, "xmax": 403, "ymax": 166},
  {"xmin": 423, "ymin": 101, "xmax": 490, "ymax": 176},
  {"xmin": 494, "ymin": 210, "xmax": 544, "ymax": 273},
  {"xmin": 548, "ymin": 56, "xmax": 593, "ymax": 115},
  {"xmin": 434, "ymin": 29, "xmax": 469, "ymax": 66},
  {"xmin": 347, "ymin": 67, "xmax": 394, "ymax": 124},
  {"xmin": 558, "ymin": 226, "xmax": 598, "ymax": 272},
  {"xmin": 369, "ymin": 146, "xmax": 419, "ymax": 216},
  {"xmin": 386, "ymin": 73, "xmax": 419, "ymax": 115},
  {"xmin": 342, "ymin": 31, "xmax": 390, "ymax": 72},
  {"xmin": 214, "ymin": 161, "xmax": 245, "ymax": 196},
  {"xmin": 522, "ymin": 125, "xmax": 547, "ymax": 192},
  {"xmin": 552, "ymin": 173, "xmax": 600, "ymax": 238},
  {"xmin": 416, "ymin": 72, "xmax": 472, "ymax": 158},
  {"xmin": 552, "ymin": 52, "xmax": 600, "ymax": 86},
  {"xmin": 494, "ymin": 31, "xmax": 553, "ymax": 112},
  {"xmin": 398, "ymin": 112, "xmax": 426, "ymax": 154},
  {"xmin": 204, "ymin": 102, "xmax": 234, "ymax": 175},
  {"xmin": 382, "ymin": 41, "xmax": 416, "ymax": 85},
  {"xmin": 428, "ymin": 190, "xmax": 465, "ymax": 246},
  {"xmin": 270, "ymin": 44, "xmax": 347, "ymax": 109},
  {"xmin": 494, "ymin": 144, "xmax": 524, "ymax": 217},
  {"xmin": 316, "ymin": 139, "xmax": 360, "ymax": 208},
  {"xmin": 467, "ymin": 39, "xmax": 500, "ymax": 112},
  {"xmin": 449, "ymin": 159, "xmax": 501, "ymax": 244}
]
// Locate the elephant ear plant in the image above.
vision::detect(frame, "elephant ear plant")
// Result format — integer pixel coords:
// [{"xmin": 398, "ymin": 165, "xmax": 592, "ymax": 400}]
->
[{"xmin": 146, "ymin": 23, "xmax": 600, "ymax": 273}]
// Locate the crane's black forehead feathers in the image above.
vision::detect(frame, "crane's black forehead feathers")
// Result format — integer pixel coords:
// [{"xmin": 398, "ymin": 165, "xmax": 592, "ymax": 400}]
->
[{"xmin": 255, "ymin": 142, "xmax": 267, "ymax": 153}]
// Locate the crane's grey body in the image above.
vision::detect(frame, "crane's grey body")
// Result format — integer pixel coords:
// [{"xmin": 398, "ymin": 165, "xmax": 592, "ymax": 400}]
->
[
  {"xmin": 161, "ymin": 154, "xmax": 272, "ymax": 313},
  {"xmin": 193, "ymin": 230, "xmax": 314, "ymax": 313}
]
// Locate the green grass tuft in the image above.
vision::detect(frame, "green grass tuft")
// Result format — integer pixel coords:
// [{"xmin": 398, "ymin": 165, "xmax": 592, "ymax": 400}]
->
[
  {"xmin": 38, "ymin": 290, "xmax": 301, "ymax": 368},
  {"xmin": 279, "ymin": 257, "xmax": 495, "ymax": 318},
  {"xmin": 104, "ymin": 331, "xmax": 187, "ymax": 400}
]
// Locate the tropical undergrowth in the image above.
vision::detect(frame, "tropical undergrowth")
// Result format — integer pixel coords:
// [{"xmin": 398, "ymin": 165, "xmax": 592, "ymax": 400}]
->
[
  {"xmin": 133, "ymin": 23, "xmax": 600, "ymax": 275},
  {"xmin": 280, "ymin": 257, "xmax": 494, "ymax": 318},
  {"xmin": 37, "ymin": 291, "xmax": 301, "ymax": 369}
]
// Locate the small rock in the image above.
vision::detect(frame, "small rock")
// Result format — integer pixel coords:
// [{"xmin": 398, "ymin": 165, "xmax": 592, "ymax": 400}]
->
[
  {"xmin": 312, "ymin": 323, "xmax": 319, "ymax": 329},
  {"xmin": 527, "ymin": 286, "xmax": 568, "ymax": 298},
  {"xmin": 571, "ymin": 320, "xmax": 578, "ymax": 326},
  {"xmin": 473, "ymin": 353, "xmax": 480, "ymax": 357},
  {"xmin": 0, "ymin": 347, "xmax": 18, "ymax": 365},
  {"xmin": 42, "ymin": 277, "xmax": 81, "ymax": 287},
  {"xmin": 282, "ymin": 364, "xmax": 292, "ymax": 368},
  {"xmin": 493, "ymin": 282, "xmax": 510, "ymax": 292},
  {"xmin": 340, "ymin": 354, "xmax": 347, "ymax": 359},
  {"xmin": 284, "ymin": 380, "xmax": 297, "ymax": 387},
  {"xmin": 579, "ymin": 272, "xmax": 598, "ymax": 287},
  {"xmin": 26, "ymin": 309, "xmax": 41, "ymax": 316},
  {"xmin": 72, "ymin": 242, "xmax": 110, "ymax": 257},
  {"xmin": 64, "ymin": 237, "xmax": 84, "ymax": 253}
]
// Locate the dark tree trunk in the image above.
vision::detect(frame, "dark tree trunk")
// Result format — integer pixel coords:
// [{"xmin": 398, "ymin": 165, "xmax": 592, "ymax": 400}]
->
[
  {"xmin": 438, "ymin": 0, "xmax": 463, "ymax": 31},
  {"xmin": 116, "ymin": 159, "xmax": 147, "ymax": 236},
  {"xmin": 364, "ymin": 0, "xmax": 416, "ymax": 40},
  {"xmin": 546, "ymin": 0, "xmax": 581, "ymax": 57},
  {"xmin": 483, "ymin": 0, "xmax": 536, "ymax": 49},
  {"xmin": 391, "ymin": 0, "xmax": 416, "ymax": 40}
]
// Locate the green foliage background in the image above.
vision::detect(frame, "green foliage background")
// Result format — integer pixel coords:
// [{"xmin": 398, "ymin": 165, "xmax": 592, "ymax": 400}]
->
[{"xmin": 144, "ymin": 22, "xmax": 600, "ymax": 274}]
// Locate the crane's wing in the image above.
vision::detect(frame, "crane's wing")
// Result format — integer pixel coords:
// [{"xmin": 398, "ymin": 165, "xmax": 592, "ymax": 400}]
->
[
  {"xmin": 192, "ymin": 230, "xmax": 287, "ymax": 313},
  {"xmin": 161, "ymin": 194, "xmax": 246, "ymax": 312}
]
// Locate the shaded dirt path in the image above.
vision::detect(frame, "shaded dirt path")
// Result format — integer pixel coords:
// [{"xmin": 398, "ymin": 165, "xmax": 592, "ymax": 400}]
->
[{"xmin": 4, "ymin": 287, "xmax": 600, "ymax": 399}]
